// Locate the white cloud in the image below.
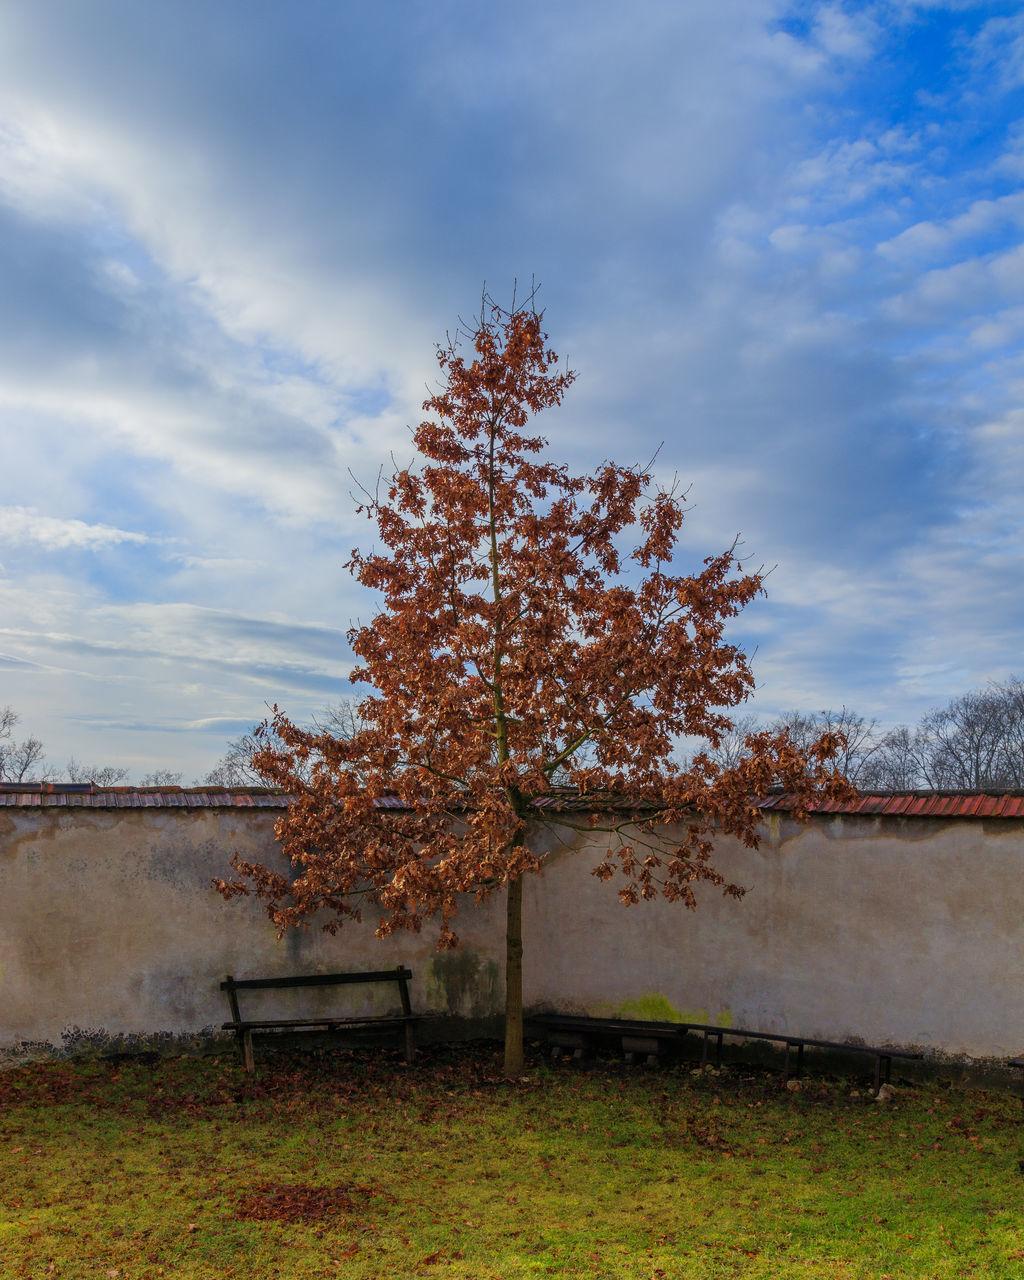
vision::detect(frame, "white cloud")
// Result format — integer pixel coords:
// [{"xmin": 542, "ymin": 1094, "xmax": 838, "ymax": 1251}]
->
[
  {"xmin": 811, "ymin": 4, "xmax": 880, "ymax": 61},
  {"xmin": 877, "ymin": 191, "xmax": 1024, "ymax": 262},
  {"xmin": 0, "ymin": 506, "xmax": 153, "ymax": 551},
  {"xmin": 883, "ymin": 242, "xmax": 1024, "ymax": 324},
  {"xmin": 970, "ymin": 11, "xmax": 1024, "ymax": 91}
]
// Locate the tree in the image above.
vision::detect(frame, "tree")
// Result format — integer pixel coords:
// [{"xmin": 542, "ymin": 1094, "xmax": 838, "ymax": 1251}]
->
[
  {"xmin": 0, "ymin": 706, "xmax": 49, "ymax": 782},
  {"xmin": 768, "ymin": 680, "xmax": 1024, "ymax": 792},
  {"xmin": 702, "ymin": 712, "xmax": 769, "ymax": 771},
  {"xmin": 216, "ymin": 294, "xmax": 851, "ymax": 1076},
  {"xmin": 914, "ymin": 687, "xmax": 1015, "ymax": 790},
  {"xmin": 203, "ymin": 699, "xmax": 366, "ymax": 786},
  {"xmin": 859, "ymin": 724, "xmax": 922, "ymax": 791},
  {"xmin": 203, "ymin": 731, "xmax": 267, "ymax": 786},
  {"xmin": 989, "ymin": 677, "xmax": 1024, "ymax": 787},
  {"xmin": 771, "ymin": 707, "xmax": 881, "ymax": 787},
  {"xmin": 65, "ymin": 756, "xmax": 131, "ymax": 786},
  {"xmin": 1, "ymin": 708, "xmax": 155, "ymax": 786},
  {"xmin": 139, "ymin": 770, "xmax": 183, "ymax": 786}
]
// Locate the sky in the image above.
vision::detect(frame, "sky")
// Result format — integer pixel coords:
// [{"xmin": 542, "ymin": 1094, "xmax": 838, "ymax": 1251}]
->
[{"xmin": 1, "ymin": 0, "xmax": 1023, "ymax": 782}]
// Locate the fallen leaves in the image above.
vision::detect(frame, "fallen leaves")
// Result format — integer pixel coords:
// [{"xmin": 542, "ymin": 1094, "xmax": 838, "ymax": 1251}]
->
[
  {"xmin": 417, "ymin": 1248, "xmax": 463, "ymax": 1267},
  {"xmin": 3, "ymin": 1043, "xmax": 1023, "ymax": 1280},
  {"xmin": 232, "ymin": 1181, "xmax": 393, "ymax": 1225}
]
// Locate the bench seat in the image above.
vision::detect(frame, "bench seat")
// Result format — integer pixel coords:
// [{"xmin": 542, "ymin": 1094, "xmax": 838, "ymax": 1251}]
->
[{"xmin": 221, "ymin": 967, "xmax": 420, "ymax": 1072}]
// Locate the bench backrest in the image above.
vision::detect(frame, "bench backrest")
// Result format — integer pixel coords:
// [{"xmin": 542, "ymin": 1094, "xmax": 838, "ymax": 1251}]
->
[{"xmin": 221, "ymin": 967, "xmax": 413, "ymax": 1023}]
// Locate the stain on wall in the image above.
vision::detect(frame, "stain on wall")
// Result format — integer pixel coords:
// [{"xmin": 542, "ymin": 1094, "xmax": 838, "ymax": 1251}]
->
[{"xmin": 426, "ymin": 950, "xmax": 501, "ymax": 1017}]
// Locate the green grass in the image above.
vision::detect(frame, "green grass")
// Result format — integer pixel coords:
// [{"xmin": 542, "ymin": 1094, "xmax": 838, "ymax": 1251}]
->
[{"xmin": 2, "ymin": 1043, "xmax": 1023, "ymax": 1278}]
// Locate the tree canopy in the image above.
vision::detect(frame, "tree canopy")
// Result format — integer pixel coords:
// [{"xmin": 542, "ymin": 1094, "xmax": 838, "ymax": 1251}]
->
[{"xmin": 216, "ymin": 294, "xmax": 851, "ymax": 1074}]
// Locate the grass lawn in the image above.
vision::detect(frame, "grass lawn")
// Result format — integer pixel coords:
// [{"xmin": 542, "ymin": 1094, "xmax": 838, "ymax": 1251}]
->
[{"xmin": 1, "ymin": 1042, "xmax": 1022, "ymax": 1279}]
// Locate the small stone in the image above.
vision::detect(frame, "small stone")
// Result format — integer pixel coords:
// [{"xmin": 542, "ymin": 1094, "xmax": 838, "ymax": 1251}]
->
[{"xmin": 874, "ymin": 1083, "xmax": 896, "ymax": 1102}]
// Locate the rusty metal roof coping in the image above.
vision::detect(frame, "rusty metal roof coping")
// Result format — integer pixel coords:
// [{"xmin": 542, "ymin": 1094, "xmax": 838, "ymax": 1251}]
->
[{"xmin": 2, "ymin": 783, "xmax": 1024, "ymax": 816}]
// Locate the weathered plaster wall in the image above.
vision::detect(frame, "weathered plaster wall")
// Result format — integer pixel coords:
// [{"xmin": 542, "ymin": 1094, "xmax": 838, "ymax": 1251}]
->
[
  {"xmin": 2, "ymin": 804, "xmax": 1022, "ymax": 1064},
  {"xmin": 0, "ymin": 805, "xmax": 505, "ymax": 1063},
  {"xmin": 524, "ymin": 813, "xmax": 1024, "ymax": 1059}
]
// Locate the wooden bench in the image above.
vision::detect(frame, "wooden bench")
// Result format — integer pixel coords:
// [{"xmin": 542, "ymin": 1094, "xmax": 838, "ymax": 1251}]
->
[
  {"xmin": 529, "ymin": 1012, "xmax": 922, "ymax": 1092},
  {"xmin": 221, "ymin": 967, "xmax": 419, "ymax": 1072}
]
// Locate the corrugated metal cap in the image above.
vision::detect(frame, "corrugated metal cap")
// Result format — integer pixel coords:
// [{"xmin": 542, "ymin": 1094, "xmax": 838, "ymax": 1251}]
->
[
  {"xmin": 2, "ymin": 783, "xmax": 1024, "ymax": 818},
  {"xmin": 0, "ymin": 783, "xmax": 292, "ymax": 809},
  {"xmin": 755, "ymin": 790, "xmax": 1024, "ymax": 819}
]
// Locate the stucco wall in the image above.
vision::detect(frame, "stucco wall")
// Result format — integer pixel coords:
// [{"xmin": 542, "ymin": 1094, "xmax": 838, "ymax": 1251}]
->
[
  {"xmin": 1, "ymin": 802, "xmax": 1022, "ymax": 1064},
  {"xmin": 525, "ymin": 811, "xmax": 1024, "ymax": 1060},
  {"xmin": 0, "ymin": 804, "xmax": 505, "ymax": 1063}
]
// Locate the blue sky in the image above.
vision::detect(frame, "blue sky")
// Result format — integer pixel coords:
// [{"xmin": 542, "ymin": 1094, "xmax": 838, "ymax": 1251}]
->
[{"xmin": 0, "ymin": 0, "xmax": 1023, "ymax": 780}]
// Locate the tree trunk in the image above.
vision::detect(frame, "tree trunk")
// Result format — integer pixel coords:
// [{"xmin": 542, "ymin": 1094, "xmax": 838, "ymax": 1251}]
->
[{"xmin": 503, "ymin": 873, "xmax": 524, "ymax": 1077}]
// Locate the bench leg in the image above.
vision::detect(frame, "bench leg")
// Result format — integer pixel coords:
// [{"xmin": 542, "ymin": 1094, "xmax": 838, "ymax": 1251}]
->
[
  {"xmin": 403, "ymin": 1022, "xmax": 415, "ymax": 1064},
  {"xmin": 796, "ymin": 1043, "xmax": 804, "ymax": 1079},
  {"xmin": 242, "ymin": 1029, "xmax": 255, "ymax": 1075},
  {"xmin": 782, "ymin": 1043, "xmax": 791, "ymax": 1084}
]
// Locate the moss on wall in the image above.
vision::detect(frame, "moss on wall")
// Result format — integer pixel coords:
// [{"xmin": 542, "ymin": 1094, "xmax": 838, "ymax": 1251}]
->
[{"xmin": 598, "ymin": 993, "xmax": 734, "ymax": 1027}]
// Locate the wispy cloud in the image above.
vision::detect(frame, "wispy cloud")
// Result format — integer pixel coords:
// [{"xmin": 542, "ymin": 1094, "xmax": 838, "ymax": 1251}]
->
[
  {"xmin": 0, "ymin": 0, "xmax": 1021, "ymax": 777},
  {"xmin": 0, "ymin": 506, "xmax": 153, "ymax": 552}
]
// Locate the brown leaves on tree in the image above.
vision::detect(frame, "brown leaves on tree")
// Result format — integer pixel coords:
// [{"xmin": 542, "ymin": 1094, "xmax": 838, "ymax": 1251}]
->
[{"xmin": 214, "ymin": 288, "xmax": 854, "ymax": 1073}]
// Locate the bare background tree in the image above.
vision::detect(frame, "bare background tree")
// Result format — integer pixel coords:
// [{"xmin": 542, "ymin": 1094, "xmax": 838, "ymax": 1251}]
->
[
  {"xmin": 770, "ymin": 708, "xmax": 882, "ymax": 787},
  {"xmin": 860, "ymin": 725, "xmax": 921, "ymax": 791},
  {"xmin": 202, "ymin": 699, "xmax": 367, "ymax": 786},
  {"xmin": 65, "ymin": 757, "xmax": 130, "ymax": 786},
  {"xmin": 991, "ymin": 678, "xmax": 1024, "ymax": 787},
  {"xmin": 709, "ymin": 678, "xmax": 1024, "ymax": 792},
  {"xmin": 2, "ymin": 706, "xmax": 178, "ymax": 786},
  {"xmin": 0, "ymin": 699, "xmax": 363, "ymax": 787},
  {"xmin": 201, "ymin": 733, "xmax": 265, "ymax": 786},
  {"xmin": 698, "ymin": 713, "xmax": 765, "ymax": 772},
  {"xmin": 0, "ymin": 706, "xmax": 48, "ymax": 783},
  {"xmin": 915, "ymin": 691, "xmax": 1007, "ymax": 789}
]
